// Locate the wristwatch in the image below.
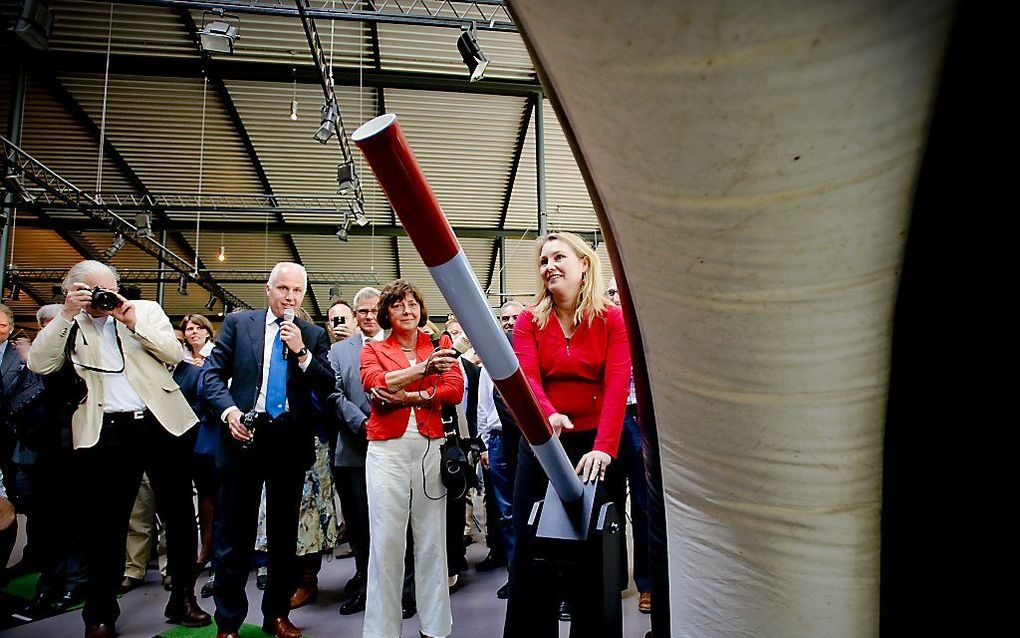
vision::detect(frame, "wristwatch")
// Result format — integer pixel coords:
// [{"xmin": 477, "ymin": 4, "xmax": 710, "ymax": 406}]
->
[{"xmin": 296, "ymin": 347, "xmax": 309, "ymax": 358}]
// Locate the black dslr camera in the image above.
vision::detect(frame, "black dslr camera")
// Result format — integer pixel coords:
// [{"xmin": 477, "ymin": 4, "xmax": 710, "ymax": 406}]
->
[{"xmin": 90, "ymin": 287, "xmax": 122, "ymax": 311}]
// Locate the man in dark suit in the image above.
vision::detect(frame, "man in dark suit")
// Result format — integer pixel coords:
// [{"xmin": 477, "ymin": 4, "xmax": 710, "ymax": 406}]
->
[
  {"xmin": 328, "ymin": 287, "xmax": 381, "ymax": 615},
  {"xmin": 203, "ymin": 263, "xmax": 334, "ymax": 638}
]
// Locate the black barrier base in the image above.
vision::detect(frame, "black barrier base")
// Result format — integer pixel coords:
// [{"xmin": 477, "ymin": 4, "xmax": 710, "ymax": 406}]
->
[{"xmin": 525, "ymin": 480, "xmax": 623, "ymax": 638}]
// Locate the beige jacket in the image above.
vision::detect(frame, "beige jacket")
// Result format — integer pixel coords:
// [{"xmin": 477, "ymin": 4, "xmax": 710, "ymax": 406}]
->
[{"xmin": 27, "ymin": 300, "xmax": 198, "ymax": 449}]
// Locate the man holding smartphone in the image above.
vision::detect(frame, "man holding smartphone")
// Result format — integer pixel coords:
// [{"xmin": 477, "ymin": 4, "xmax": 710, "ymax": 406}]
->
[{"xmin": 326, "ymin": 299, "xmax": 355, "ymax": 344}]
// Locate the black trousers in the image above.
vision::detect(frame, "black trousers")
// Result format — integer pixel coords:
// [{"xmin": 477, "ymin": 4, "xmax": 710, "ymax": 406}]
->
[
  {"xmin": 75, "ymin": 411, "xmax": 198, "ymax": 628},
  {"xmin": 503, "ymin": 430, "xmax": 623, "ymax": 638},
  {"xmin": 213, "ymin": 422, "xmax": 306, "ymax": 632},
  {"xmin": 332, "ymin": 464, "xmax": 370, "ymax": 586},
  {"xmin": 19, "ymin": 449, "xmax": 87, "ymax": 600}
]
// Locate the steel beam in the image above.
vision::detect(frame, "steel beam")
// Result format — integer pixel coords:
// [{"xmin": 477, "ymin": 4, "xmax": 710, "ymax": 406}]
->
[
  {"xmin": 10, "ymin": 267, "xmax": 381, "ymax": 286},
  {"xmin": 91, "ymin": 0, "xmax": 516, "ymax": 32},
  {"xmin": 43, "ymin": 52, "xmax": 541, "ymax": 97},
  {"xmin": 486, "ymin": 94, "xmax": 533, "ymax": 295},
  {"xmin": 17, "ymin": 214, "xmax": 594, "ymax": 242}
]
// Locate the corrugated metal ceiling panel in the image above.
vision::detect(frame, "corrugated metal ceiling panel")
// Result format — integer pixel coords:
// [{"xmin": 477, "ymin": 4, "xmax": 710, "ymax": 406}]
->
[
  {"xmin": 209, "ymin": 10, "xmax": 372, "ymax": 66},
  {"xmin": 505, "ymin": 101, "xmax": 598, "ymax": 233},
  {"xmin": 10, "ymin": 226, "xmax": 88, "ymax": 269},
  {"xmin": 59, "ymin": 73, "xmax": 264, "ymax": 192},
  {"xmin": 225, "ymin": 80, "xmax": 391, "ymax": 224},
  {"xmin": 384, "ymin": 89, "xmax": 524, "ymax": 227},
  {"xmin": 378, "ymin": 23, "xmax": 534, "ymax": 81},
  {"xmin": 48, "ymin": 0, "xmax": 193, "ymax": 58},
  {"xmin": 396, "ymin": 236, "xmax": 493, "ymax": 318},
  {"xmin": 18, "ymin": 77, "xmax": 134, "ymax": 193},
  {"xmin": 178, "ymin": 230, "xmax": 292, "ymax": 272}
]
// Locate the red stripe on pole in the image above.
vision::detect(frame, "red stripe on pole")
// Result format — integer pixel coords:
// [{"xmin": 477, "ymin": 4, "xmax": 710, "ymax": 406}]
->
[
  {"xmin": 354, "ymin": 116, "xmax": 460, "ymax": 267},
  {"xmin": 495, "ymin": 368, "xmax": 553, "ymax": 447}
]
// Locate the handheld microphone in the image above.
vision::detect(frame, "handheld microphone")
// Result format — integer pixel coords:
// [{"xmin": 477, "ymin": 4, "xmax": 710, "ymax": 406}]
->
[{"xmin": 282, "ymin": 308, "xmax": 295, "ymax": 359}]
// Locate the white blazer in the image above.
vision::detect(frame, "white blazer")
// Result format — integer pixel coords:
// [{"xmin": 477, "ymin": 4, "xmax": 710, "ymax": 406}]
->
[{"xmin": 27, "ymin": 300, "xmax": 198, "ymax": 449}]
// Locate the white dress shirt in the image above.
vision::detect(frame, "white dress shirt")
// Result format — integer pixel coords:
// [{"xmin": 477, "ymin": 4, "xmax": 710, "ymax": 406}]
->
[
  {"xmin": 362, "ymin": 329, "xmax": 385, "ymax": 346},
  {"xmin": 476, "ymin": 365, "xmax": 502, "ymax": 447},
  {"xmin": 91, "ymin": 315, "xmax": 146, "ymax": 413}
]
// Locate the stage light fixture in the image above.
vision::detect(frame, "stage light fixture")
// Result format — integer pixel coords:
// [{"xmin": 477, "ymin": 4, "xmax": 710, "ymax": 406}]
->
[
  {"xmin": 9, "ymin": 281, "xmax": 20, "ymax": 301},
  {"xmin": 205, "ymin": 294, "xmax": 217, "ymax": 311},
  {"xmin": 336, "ymin": 219, "xmax": 351, "ymax": 243},
  {"xmin": 199, "ymin": 11, "xmax": 240, "ymax": 54},
  {"xmin": 457, "ymin": 24, "xmax": 489, "ymax": 82},
  {"xmin": 313, "ymin": 102, "xmax": 339, "ymax": 144},
  {"xmin": 349, "ymin": 199, "xmax": 369, "ymax": 227},
  {"xmin": 2, "ymin": 173, "xmax": 36, "ymax": 204},
  {"xmin": 11, "ymin": 0, "xmax": 53, "ymax": 51},
  {"xmin": 178, "ymin": 274, "xmax": 188, "ymax": 296},
  {"xmin": 104, "ymin": 234, "xmax": 126, "ymax": 259},
  {"xmin": 135, "ymin": 212, "xmax": 152, "ymax": 238},
  {"xmin": 337, "ymin": 162, "xmax": 356, "ymax": 194}
]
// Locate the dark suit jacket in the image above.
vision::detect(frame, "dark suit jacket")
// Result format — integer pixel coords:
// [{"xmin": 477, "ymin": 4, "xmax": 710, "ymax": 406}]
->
[
  {"xmin": 327, "ymin": 334, "xmax": 372, "ymax": 468},
  {"xmin": 203, "ymin": 309, "xmax": 333, "ymax": 470}
]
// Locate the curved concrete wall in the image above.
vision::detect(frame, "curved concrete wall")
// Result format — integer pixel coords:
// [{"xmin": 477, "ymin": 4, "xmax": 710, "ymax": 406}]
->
[{"xmin": 507, "ymin": 1, "xmax": 953, "ymax": 635}]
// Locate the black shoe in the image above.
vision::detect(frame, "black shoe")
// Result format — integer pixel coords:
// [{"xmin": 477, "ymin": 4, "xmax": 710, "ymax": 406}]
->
[
  {"xmin": 53, "ymin": 589, "xmax": 83, "ymax": 612},
  {"xmin": 558, "ymin": 600, "xmax": 571, "ymax": 622},
  {"xmin": 256, "ymin": 571, "xmax": 268, "ymax": 591},
  {"xmin": 496, "ymin": 582, "xmax": 508, "ymax": 599},
  {"xmin": 22, "ymin": 593, "xmax": 57, "ymax": 617},
  {"xmin": 161, "ymin": 574, "xmax": 172, "ymax": 591},
  {"xmin": 475, "ymin": 552, "xmax": 508, "ymax": 572},
  {"xmin": 337, "ymin": 592, "xmax": 366, "ymax": 615},
  {"xmin": 119, "ymin": 576, "xmax": 143, "ymax": 594},
  {"xmin": 343, "ymin": 571, "xmax": 364, "ymax": 597},
  {"xmin": 401, "ymin": 599, "xmax": 417, "ymax": 619},
  {"xmin": 200, "ymin": 575, "xmax": 215, "ymax": 599}
]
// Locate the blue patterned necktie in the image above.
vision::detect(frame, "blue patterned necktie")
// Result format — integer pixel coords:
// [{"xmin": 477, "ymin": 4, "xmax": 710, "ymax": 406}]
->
[{"xmin": 265, "ymin": 317, "xmax": 288, "ymax": 418}]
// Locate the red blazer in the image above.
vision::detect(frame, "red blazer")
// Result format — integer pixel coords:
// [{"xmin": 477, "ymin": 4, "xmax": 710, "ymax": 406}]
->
[
  {"xmin": 513, "ymin": 305, "xmax": 631, "ymax": 457},
  {"xmin": 360, "ymin": 330, "xmax": 464, "ymax": 441}
]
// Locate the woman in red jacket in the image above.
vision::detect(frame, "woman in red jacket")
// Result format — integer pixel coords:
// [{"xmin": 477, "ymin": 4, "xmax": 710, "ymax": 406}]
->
[
  {"xmin": 360, "ymin": 279, "xmax": 462, "ymax": 638},
  {"xmin": 504, "ymin": 231, "xmax": 631, "ymax": 638}
]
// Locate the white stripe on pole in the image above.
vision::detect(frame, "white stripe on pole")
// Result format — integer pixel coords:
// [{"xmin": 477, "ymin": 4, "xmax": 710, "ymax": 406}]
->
[{"xmin": 428, "ymin": 252, "xmax": 519, "ymax": 381}]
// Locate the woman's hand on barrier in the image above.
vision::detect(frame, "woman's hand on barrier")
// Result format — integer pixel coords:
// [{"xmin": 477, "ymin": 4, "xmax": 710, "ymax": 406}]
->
[
  {"xmin": 575, "ymin": 450, "xmax": 611, "ymax": 484},
  {"xmin": 548, "ymin": 413, "xmax": 574, "ymax": 437}
]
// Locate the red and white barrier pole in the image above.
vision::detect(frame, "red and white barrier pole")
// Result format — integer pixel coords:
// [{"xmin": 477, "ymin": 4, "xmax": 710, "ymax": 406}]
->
[{"xmin": 353, "ymin": 113, "xmax": 584, "ymax": 504}]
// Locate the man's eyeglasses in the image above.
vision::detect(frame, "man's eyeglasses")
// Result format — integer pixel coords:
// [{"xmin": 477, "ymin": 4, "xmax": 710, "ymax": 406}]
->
[
  {"xmin": 607, "ymin": 289, "xmax": 618, "ymax": 297},
  {"xmin": 356, "ymin": 308, "xmax": 378, "ymax": 316}
]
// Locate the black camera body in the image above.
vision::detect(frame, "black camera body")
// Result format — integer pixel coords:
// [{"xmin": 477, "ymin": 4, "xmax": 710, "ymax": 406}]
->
[
  {"xmin": 332, "ymin": 315, "xmax": 346, "ymax": 327},
  {"xmin": 90, "ymin": 286, "xmax": 122, "ymax": 311}
]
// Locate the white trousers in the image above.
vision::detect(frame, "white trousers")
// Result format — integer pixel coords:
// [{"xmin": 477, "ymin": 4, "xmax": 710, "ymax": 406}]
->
[{"xmin": 363, "ymin": 427, "xmax": 451, "ymax": 638}]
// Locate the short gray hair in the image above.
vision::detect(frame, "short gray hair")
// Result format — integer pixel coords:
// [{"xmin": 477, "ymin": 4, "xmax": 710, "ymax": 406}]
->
[
  {"xmin": 0, "ymin": 303, "xmax": 12, "ymax": 324},
  {"xmin": 61, "ymin": 260, "xmax": 119, "ymax": 294},
  {"xmin": 353, "ymin": 286, "xmax": 381, "ymax": 308},
  {"xmin": 36, "ymin": 303, "xmax": 63, "ymax": 326},
  {"xmin": 500, "ymin": 300, "xmax": 525, "ymax": 313},
  {"xmin": 268, "ymin": 262, "xmax": 307, "ymax": 289}
]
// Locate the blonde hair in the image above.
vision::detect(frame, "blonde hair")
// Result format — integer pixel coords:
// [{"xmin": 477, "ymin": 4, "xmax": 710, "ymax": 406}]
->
[{"xmin": 530, "ymin": 231, "xmax": 609, "ymax": 329}]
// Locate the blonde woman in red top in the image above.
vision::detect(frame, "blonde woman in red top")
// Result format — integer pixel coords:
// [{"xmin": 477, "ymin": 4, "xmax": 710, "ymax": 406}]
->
[
  {"xmin": 504, "ymin": 231, "xmax": 631, "ymax": 638},
  {"xmin": 359, "ymin": 279, "xmax": 462, "ymax": 638}
]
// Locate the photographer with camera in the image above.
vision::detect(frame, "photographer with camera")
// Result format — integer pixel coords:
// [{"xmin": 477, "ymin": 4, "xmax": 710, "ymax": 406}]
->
[{"xmin": 27, "ymin": 260, "xmax": 209, "ymax": 638}]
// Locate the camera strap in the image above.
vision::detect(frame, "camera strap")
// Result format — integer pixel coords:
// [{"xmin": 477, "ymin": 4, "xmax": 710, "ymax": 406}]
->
[{"xmin": 68, "ymin": 317, "xmax": 127, "ymax": 374}]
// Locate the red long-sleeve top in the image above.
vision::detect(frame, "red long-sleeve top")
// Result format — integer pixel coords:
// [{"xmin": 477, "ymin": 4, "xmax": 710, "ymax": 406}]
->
[
  {"xmin": 513, "ymin": 305, "xmax": 631, "ymax": 457},
  {"xmin": 360, "ymin": 330, "xmax": 464, "ymax": 441}
]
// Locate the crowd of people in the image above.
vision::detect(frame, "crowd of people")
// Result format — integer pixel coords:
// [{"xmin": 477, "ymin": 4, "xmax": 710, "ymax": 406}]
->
[{"xmin": 0, "ymin": 230, "xmax": 652, "ymax": 638}]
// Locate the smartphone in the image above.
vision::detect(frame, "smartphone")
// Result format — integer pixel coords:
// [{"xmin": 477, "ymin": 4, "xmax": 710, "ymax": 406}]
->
[{"xmin": 332, "ymin": 316, "xmax": 346, "ymax": 327}]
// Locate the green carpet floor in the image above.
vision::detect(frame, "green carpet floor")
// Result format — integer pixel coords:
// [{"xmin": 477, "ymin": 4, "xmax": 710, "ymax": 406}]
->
[{"xmin": 154, "ymin": 623, "xmax": 275, "ymax": 638}]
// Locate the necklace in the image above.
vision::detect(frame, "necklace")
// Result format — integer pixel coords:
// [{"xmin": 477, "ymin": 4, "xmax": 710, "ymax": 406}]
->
[{"xmin": 401, "ymin": 346, "xmax": 414, "ymax": 352}]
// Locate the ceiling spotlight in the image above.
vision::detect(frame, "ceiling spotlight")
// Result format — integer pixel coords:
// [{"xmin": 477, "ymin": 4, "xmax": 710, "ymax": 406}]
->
[
  {"xmin": 289, "ymin": 72, "xmax": 299, "ymax": 120},
  {"xmin": 104, "ymin": 234, "xmax": 126, "ymax": 259},
  {"xmin": 217, "ymin": 245, "xmax": 226, "ymax": 262},
  {"xmin": 457, "ymin": 23, "xmax": 489, "ymax": 82},
  {"xmin": 199, "ymin": 11, "xmax": 240, "ymax": 54},
  {"xmin": 337, "ymin": 162, "xmax": 356, "ymax": 194},
  {"xmin": 2, "ymin": 173, "xmax": 36, "ymax": 204},
  {"xmin": 205, "ymin": 294, "xmax": 217, "ymax": 311},
  {"xmin": 290, "ymin": 99, "xmax": 299, "ymax": 121},
  {"xmin": 135, "ymin": 212, "xmax": 152, "ymax": 238},
  {"xmin": 336, "ymin": 219, "xmax": 351, "ymax": 243},
  {"xmin": 178, "ymin": 274, "xmax": 188, "ymax": 296},
  {"xmin": 349, "ymin": 199, "xmax": 369, "ymax": 227},
  {"xmin": 313, "ymin": 102, "xmax": 339, "ymax": 144}
]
